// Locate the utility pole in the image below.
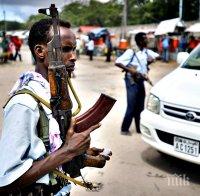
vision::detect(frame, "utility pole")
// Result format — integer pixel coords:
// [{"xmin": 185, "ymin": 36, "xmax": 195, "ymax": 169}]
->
[
  {"xmin": 179, "ymin": 0, "xmax": 183, "ymax": 19},
  {"xmin": 199, "ymin": 0, "xmax": 200, "ymax": 21},
  {"xmin": 122, "ymin": 0, "xmax": 127, "ymax": 39},
  {"xmin": 118, "ymin": 0, "xmax": 128, "ymax": 50},
  {"xmin": 3, "ymin": 10, "xmax": 6, "ymax": 32}
]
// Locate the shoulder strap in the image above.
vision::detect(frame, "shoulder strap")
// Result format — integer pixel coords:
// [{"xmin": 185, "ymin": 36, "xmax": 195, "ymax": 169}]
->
[
  {"xmin": 134, "ymin": 51, "xmax": 142, "ymax": 66},
  {"xmin": 145, "ymin": 48, "xmax": 148, "ymax": 57},
  {"xmin": 127, "ymin": 50, "xmax": 135, "ymax": 67},
  {"xmin": 4, "ymin": 89, "xmax": 51, "ymax": 152},
  {"xmin": 4, "ymin": 89, "xmax": 51, "ymax": 109}
]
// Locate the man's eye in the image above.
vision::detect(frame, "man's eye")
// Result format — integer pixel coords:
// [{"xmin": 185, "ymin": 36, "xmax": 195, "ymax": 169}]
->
[
  {"xmin": 62, "ymin": 46, "xmax": 72, "ymax": 53},
  {"xmin": 62, "ymin": 46, "xmax": 76, "ymax": 53}
]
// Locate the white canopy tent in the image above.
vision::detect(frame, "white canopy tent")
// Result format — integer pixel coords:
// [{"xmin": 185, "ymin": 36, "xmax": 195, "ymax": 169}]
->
[
  {"xmin": 128, "ymin": 28, "xmax": 155, "ymax": 35},
  {"xmin": 186, "ymin": 23, "xmax": 200, "ymax": 33},
  {"xmin": 155, "ymin": 18, "xmax": 185, "ymax": 35}
]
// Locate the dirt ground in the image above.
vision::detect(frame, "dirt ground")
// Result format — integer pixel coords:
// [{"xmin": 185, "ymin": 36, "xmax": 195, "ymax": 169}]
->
[{"xmin": 0, "ymin": 46, "xmax": 200, "ymax": 196}]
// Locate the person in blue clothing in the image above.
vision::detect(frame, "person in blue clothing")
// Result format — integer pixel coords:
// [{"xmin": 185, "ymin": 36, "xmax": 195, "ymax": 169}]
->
[
  {"xmin": 162, "ymin": 34, "xmax": 170, "ymax": 62},
  {"xmin": 115, "ymin": 32, "xmax": 159, "ymax": 135},
  {"xmin": 179, "ymin": 34, "xmax": 188, "ymax": 52}
]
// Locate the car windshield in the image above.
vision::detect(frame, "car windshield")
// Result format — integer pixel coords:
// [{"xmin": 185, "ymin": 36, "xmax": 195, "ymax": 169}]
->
[{"xmin": 182, "ymin": 45, "xmax": 200, "ymax": 70}]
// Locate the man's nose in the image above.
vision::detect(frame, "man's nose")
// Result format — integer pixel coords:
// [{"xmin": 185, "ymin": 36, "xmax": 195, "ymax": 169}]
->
[{"xmin": 69, "ymin": 51, "xmax": 77, "ymax": 62}]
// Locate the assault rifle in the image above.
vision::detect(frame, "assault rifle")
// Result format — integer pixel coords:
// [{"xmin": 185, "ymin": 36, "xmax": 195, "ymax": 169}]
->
[
  {"xmin": 115, "ymin": 63, "xmax": 153, "ymax": 86},
  {"xmin": 38, "ymin": 4, "xmax": 116, "ymax": 189}
]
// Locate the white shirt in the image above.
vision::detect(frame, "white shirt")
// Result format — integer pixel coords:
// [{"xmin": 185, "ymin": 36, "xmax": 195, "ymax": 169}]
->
[
  {"xmin": 115, "ymin": 48, "xmax": 159, "ymax": 74},
  {"xmin": 0, "ymin": 72, "xmax": 61, "ymax": 187},
  {"xmin": 76, "ymin": 39, "xmax": 81, "ymax": 50},
  {"xmin": 86, "ymin": 40, "xmax": 94, "ymax": 51}
]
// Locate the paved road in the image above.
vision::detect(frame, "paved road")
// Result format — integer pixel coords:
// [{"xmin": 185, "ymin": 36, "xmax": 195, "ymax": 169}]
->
[{"xmin": 0, "ymin": 46, "xmax": 200, "ymax": 196}]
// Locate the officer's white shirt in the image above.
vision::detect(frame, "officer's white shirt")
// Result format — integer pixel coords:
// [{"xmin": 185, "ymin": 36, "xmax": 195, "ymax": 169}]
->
[
  {"xmin": 0, "ymin": 73, "xmax": 53, "ymax": 187},
  {"xmin": 115, "ymin": 48, "xmax": 159, "ymax": 74}
]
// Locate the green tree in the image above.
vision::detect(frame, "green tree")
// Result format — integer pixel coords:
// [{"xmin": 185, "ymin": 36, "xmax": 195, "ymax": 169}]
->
[
  {"xmin": 60, "ymin": 0, "xmax": 122, "ymax": 27},
  {"xmin": 183, "ymin": 0, "xmax": 198, "ymax": 21},
  {"xmin": 0, "ymin": 21, "xmax": 25, "ymax": 31},
  {"xmin": 24, "ymin": 0, "xmax": 200, "ymax": 28},
  {"xmin": 25, "ymin": 14, "xmax": 48, "ymax": 29},
  {"xmin": 127, "ymin": 0, "xmax": 199, "ymax": 24}
]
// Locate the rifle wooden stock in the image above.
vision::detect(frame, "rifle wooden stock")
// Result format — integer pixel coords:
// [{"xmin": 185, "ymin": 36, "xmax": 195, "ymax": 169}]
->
[
  {"xmin": 48, "ymin": 66, "xmax": 72, "ymax": 110},
  {"xmin": 75, "ymin": 94, "xmax": 116, "ymax": 133}
]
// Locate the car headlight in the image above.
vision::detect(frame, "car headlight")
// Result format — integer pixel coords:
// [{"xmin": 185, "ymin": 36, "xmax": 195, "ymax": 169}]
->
[{"xmin": 147, "ymin": 94, "xmax": 160, "ymax": 114}]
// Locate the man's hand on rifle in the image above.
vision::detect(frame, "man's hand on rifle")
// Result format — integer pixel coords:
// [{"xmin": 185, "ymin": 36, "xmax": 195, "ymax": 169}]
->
[
  {"xmin": 63, "ymin": 119, "xmax": 101, "ymax": 159},
  {"xmin": 127, "ymin": 66, "xmax": 137, "ymax": 76},
  {"xmin": 142, "ymin": 73, "xmax": 153, "ymax": 86},
  {"xmin": 84, "ymin": 147, "xmax": 112, "ymax": 168},
  {"xmin": 61, "ymin": 120, "xmax": 111, "ymax": 177}
]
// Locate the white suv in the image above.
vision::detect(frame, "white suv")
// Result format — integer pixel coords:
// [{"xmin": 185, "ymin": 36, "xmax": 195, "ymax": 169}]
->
[{"xmin": 141, "ymin": 45, "xmax": 200, "ymax": 164}]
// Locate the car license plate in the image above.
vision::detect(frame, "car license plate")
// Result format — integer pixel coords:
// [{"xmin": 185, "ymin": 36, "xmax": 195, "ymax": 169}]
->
[{"xmin": 174, "ymin": 136, "xmax": 199, "ymax": 157}]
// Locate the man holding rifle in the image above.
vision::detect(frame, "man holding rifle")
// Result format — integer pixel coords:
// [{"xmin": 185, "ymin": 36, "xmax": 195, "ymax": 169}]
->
[
  {"xmin": 0, "ymin": 12, "xmax": 111, "ymax": 196},
  {"xmin": 115, "ymin": 32, "xmax": 159, "ymax": 135}
]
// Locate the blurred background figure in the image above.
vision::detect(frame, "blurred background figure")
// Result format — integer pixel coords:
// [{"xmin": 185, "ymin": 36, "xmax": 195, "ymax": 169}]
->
[
  {"xmin": 162, "ymin": 34, "xmax": 170, "ymax": 62},
  {"xmin": 11, "ymin": 36, "xmax": 22, "ymax": 61},
  {"xmin": 0, "ymin": 31, "xmax": 10, "ymax": 63},
  {"xmin": 7, "ymin": 36, "xmax": 15, "ymax": 61},
  {"xmin": 179, "ymin": 33, "xmax": 188, "ymax": 52},
  {"xmin": 86, "ymin": 36, "xmax": 94, "ymax": 61},
  {"xmin": 76, "ymin": 36, "xmax": 81, "ymax": 59},
  {"xmin": 187, "ymin": 35, "xmax": 198, "ymax": 53},
  {"xmin": 156, "ymin": 36, "xmax": 163, "ymax": 56},
  {"xmin": 105, "ymin": 33, "xmax": 113, "ymax": 62}
]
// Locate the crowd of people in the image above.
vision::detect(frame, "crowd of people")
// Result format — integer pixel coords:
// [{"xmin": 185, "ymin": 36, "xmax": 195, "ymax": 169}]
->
[
  {"xmin": 75, "ymin": 31, "xmax": 200, "ymax": 64},
  {"xmin": 75, "ymin": 31, "xmax": 113, "ymax": 62},
  {"xmin": 0, "ymin": 31, "xmax": 23, "ymax": 63},
  {"xmin": 156, "ymin": 33, "xmax": 200, "ymax": 63}
]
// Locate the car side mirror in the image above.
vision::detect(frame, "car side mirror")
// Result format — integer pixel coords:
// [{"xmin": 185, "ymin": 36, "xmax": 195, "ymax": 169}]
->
[{"xmin": 177, "ymin": 52, "xmax": 189, "ymax": 65}]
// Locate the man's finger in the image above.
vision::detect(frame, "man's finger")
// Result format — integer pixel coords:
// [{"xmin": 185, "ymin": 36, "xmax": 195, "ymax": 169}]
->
[
  {"xmin": 100, "ymin": 155, "xmax": 110, "ymax": 161},
  {"xmin": 66, "ymin": 118, "xmax": 76, "ymax": 139},
  {"xmin": 91, "ymin": 147, "xmax": 104, "ymax": 153},
  {"xmin": 84, "ymin": 123, "xmax": 101, "ymax": 135},
  {"xmin": 87, "ymin": 147, "xmax": 104, "ymax": 156}
]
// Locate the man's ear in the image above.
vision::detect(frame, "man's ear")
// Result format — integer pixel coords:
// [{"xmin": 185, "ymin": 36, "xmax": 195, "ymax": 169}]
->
[{"xmin": 34, "ymin": 44, "xmax": 46, "ymax": 60}]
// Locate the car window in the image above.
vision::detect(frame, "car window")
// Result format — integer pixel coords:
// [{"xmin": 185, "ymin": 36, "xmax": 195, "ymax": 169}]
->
[{"xmin": 182, "ymin": 46, "xmax": 200, "ymax": 70}]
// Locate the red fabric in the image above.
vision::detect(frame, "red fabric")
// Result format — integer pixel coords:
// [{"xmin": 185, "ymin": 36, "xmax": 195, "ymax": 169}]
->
[
  {"xmin": 189, "ymin": 40, "xmax": 198, "ymax": 49},
  {"xmin": 11, "ymin": 36, "xmax": 22, "ymax": 50},
  {"xmin": 169, "ymin": 38, "xmax": 179, "ymax": 52},
  {"xmin": 78, "ymin": 26, "xmax": 99, "ymax": 34}
]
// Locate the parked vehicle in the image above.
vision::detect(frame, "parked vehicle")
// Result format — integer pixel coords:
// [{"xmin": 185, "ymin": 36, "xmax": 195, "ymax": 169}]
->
[{"xmin": 141, "ymin": 45, "xmax": 200, "ymax": 164}]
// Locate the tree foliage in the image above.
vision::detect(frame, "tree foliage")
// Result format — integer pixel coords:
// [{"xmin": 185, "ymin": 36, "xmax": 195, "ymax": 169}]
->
[
  {"xmin": 25, "ymin": 14, "xmax": 48, "ymax": 29},
  {"xmin": 0, "ymin": 21, "xmax": 25, "ymax": 31},
  {"xmin": 8, "ymin": 0, "xmax": 200, "ymax": 30},
  {"xmin": 60, "ymin": 0, "xmax": 122, "ymax": 27},
  {"xmin": 61, "ymin": 0, "xmax": 200, "ymax": 26}
]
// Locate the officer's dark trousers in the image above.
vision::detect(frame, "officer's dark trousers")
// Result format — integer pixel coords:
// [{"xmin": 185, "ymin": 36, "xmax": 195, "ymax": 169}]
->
[{"xmin": 121, "ymin": 77, "xmax": 145, "ymax": 133}]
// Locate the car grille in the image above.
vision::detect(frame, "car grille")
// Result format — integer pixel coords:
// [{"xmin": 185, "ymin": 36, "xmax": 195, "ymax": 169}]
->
[
  {"xmin": 156, "ymin": 129, "xmax": 174, "ymax": 145},
  {"xmin": 156, "ymin": 129, "xmax": 200, "ymax": 151},
  {"xmin": 163, "ymin": 104, "xmax": 200, "ymax": 123}
]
